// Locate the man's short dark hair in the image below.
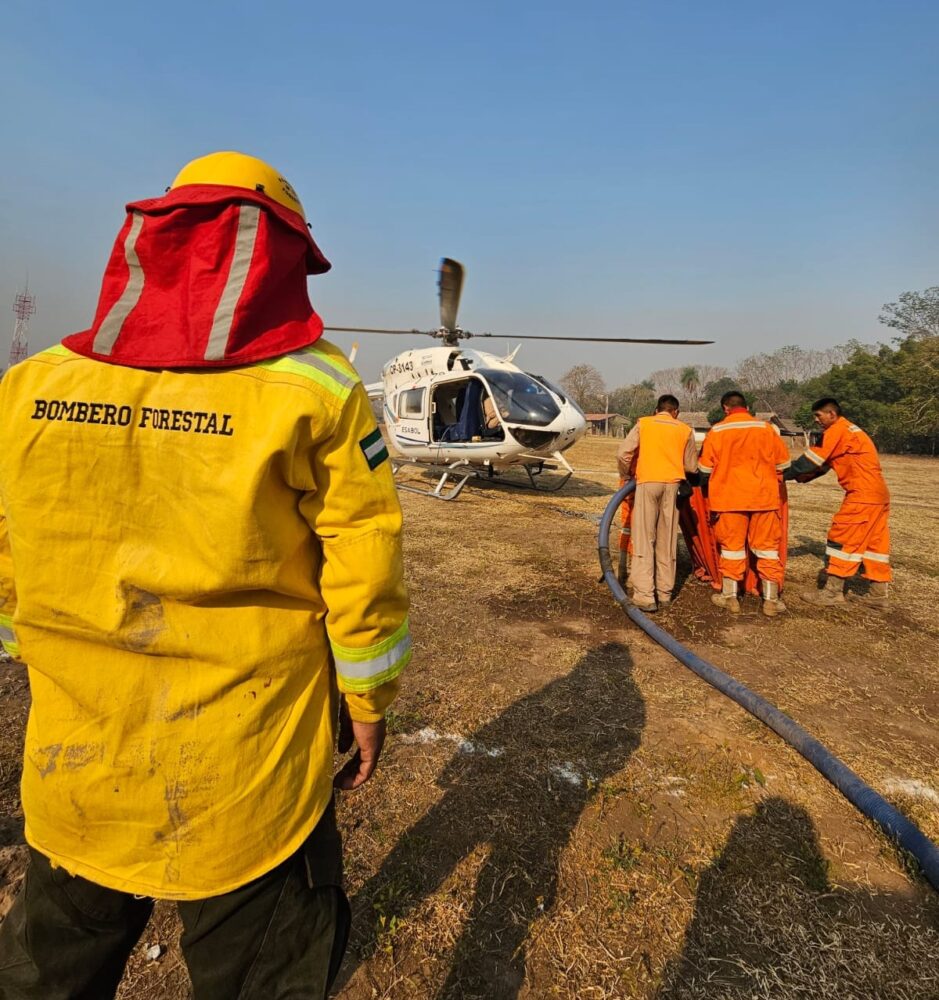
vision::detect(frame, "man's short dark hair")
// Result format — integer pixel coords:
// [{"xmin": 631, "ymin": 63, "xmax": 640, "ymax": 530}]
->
[
  {"xmin": 720, "ymin": 390, "xmax": 747, "ymax": 409},
  {"xmin": 656, "ymin": 394, "xmax": 680, "ymax": 413},
  {"xmin": 811, "ymin": 397, "xmax": 842, "ymax": 416}
]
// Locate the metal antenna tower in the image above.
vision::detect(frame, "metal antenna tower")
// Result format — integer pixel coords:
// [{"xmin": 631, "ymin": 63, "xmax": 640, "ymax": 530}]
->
[{"xmin": 9, "ymin": 286, "xmax": 37, "ymax": 367}]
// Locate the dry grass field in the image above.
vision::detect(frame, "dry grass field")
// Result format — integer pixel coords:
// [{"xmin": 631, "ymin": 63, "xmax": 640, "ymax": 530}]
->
[{"xmin": 1, "ymin": 438, "xmax": 937, "ymax": 998}]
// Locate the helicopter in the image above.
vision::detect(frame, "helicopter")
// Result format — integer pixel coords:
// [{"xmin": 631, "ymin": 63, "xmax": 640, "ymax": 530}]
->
[{"xmin": 325, "ymin": 259, "xmax": 712, "ymax": 500}]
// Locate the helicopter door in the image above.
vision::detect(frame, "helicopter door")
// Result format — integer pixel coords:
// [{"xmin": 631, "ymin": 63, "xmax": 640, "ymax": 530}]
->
[
  {"xmin": 394, "ymin": 387, "xmax": 430, "ymax": 444},
  {"xmin": 432, "ymin": 379, "xmax": 484, "ymax": 443},
  {"xmin": 431, "ymin": 381, "xmax": 463, "ymax": 441}
]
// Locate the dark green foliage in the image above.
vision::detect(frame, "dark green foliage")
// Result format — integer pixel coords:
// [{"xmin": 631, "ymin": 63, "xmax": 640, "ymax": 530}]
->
[
  {"xmin": 701, "ymin": 377, "xmax": 738, "ymax": 411},
  {"xmin": 607, "ymin": 382, "xmax": 657, "ymax": 425},
  {"xmin": 799, "ymin": 336, "xmax": 939, "ymax": 453}
]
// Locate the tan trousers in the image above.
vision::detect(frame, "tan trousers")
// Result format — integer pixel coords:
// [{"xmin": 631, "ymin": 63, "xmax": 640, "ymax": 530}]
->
[{"xmin": 630, "ymin": 481, "xmax": 680, "ymax": 605}]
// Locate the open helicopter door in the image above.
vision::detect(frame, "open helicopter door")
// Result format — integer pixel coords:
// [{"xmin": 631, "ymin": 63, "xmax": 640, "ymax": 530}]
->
[
  {"xmin": 385, "ymin": 381, "xmax": 477, "ymax": 501},
  {"xmin": 429, "ymin": 377, "xmax": 503, "ymax": 445}
]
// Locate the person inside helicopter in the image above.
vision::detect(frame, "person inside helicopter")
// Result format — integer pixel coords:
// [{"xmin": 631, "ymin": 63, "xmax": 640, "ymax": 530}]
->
[
  {"xmin": 433, "ymin": 378, "xmax": 505, "ymax": 442},
  {"xmin": 477, "ymin": 370, "xmax": 561, "ymax": 427},
  {"xmin": 482, "ymin": 393, "xmax": 503, "ymax": 436}
]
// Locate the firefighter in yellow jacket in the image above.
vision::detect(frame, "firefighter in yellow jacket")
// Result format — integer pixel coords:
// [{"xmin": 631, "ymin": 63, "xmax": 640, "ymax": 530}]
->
[{"xmin": 0, "ymin": 153, "xmax": 410, "ymax": 999}]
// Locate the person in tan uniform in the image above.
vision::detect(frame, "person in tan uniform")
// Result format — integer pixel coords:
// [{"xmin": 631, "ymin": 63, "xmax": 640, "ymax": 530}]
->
[{"xmin": 617, "ymin": 395, "xmax": 698, "ymax": 612}]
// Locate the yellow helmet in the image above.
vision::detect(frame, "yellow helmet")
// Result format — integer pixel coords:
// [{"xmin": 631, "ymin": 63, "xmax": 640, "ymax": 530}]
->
[
  {"xmin": 169, "ymin": 150, "xmax": 329, "ymax": 274},
  {"xmin": 171, "ymin": 151, "xmax": 306, "ymax": 221}
]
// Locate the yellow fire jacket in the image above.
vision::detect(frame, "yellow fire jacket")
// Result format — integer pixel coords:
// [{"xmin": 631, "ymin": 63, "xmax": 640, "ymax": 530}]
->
[{"xmin": 0, "ymin": 341, "xmax": 410, "ymax": 899}]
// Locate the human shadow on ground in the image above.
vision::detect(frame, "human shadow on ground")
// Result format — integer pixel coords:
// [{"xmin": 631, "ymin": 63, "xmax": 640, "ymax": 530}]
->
[
  {"xmin": 787, "ymin": 534, "xmax": 827, "ymax": 559},
  {"xmin": 670, "ymin": 538, "xmax": 697, "ymax": 598},
  {"xmin": 337, "ymin": 642, "xmax": 645, "ymax": 1000},
  {"xmin": 0, "ymin": 816, "xmax": 23, "ymax": 848},
  {"xmin": 658, "ymin": 797, "xmax": 939, "ymax": 999}
]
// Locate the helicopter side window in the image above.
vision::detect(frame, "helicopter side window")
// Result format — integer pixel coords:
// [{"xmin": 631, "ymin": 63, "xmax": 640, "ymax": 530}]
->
[{"xmin": 398, "ymin": 388, "xmax": 425, "ymax": 419}]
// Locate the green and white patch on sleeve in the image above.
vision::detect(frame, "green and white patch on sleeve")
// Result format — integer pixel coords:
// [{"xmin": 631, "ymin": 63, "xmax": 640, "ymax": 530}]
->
[{"xmin": 360, "ymin": 427, "xmax": 389, "ymax": 471}]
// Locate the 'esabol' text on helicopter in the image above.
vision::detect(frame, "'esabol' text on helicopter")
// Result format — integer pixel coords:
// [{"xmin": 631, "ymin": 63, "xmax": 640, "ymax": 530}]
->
[{"xmin": 326, "ymin": 259, "xmax": 712, "ymax": 500}]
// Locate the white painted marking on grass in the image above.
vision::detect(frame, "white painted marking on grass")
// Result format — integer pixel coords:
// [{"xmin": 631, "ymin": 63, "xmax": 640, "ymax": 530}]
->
[
  {"xmin": 398, "ymin": 727, "xmax": 505, "ymax": 758},
  {"xmin": 398, "ymin": 728, "xmax": 599, "ymax": 785},
  {"xmin": 551, "ymin": 762, "xmax": 586, "ymax": 786},
  {"xmin": 883, "ymin": 778, "xmax": 939, "ymax": 805},
  {"xmin": 662, "ymin": 776, "xmax": 688, "ymax": 797}
]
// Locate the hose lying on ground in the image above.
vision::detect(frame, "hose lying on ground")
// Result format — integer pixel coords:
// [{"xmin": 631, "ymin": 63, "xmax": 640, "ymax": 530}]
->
[{"xmin": 598, "ymin": 479, "xmax": 939, "ymax": 893}]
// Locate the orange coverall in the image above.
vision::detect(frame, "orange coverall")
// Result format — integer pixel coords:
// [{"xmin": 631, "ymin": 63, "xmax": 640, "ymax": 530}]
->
[
  {"xmin": 786, "ymin": 417, "xmax": 891, "ymax": 582},
  {"xmin": 699, "ymin": 411, "xmax": 791, "ymax": 587}
]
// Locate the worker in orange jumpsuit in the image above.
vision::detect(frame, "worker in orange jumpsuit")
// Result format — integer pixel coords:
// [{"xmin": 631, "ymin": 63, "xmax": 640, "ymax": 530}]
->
[
  {"xmin": 617, "ymin": 471, "xmax": 635, "ymax": 583},
  {"xmin": 698, "ymin": 391, "xmax": 791, "ymax": 616},
  {"xmin": 617, "ymin": 395, "xmax": 698, "ymax": 612},
  {"xmin": 785, "ymin": 397, "xmax": 891, "ymax": 607}
]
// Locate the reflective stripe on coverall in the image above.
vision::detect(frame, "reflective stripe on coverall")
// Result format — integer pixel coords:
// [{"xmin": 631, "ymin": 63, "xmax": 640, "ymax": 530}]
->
[
  {"xmin": 788, "ymin": 416, "xmax": 891, "ymax": 581},
  {"xmin": 699, "ymin": 412, "xmax": 790, "ymax": 587},
  {"xmin": 712, "ymin": 511, "xmax": 785, "ymax": 586},
  {"xmin": 825, "ymin": 502, "xmax": 891, "ymax": 581}
]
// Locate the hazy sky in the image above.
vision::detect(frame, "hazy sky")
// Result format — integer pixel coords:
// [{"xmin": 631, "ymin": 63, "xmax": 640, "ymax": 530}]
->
[{"xmin": 2, "ymin": 1, "xmax": 937, "ymax": 384}]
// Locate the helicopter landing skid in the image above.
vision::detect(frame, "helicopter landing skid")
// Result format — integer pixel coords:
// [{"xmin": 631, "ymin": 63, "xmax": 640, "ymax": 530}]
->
[
  {"xmin": 391, "ymin": 459, "xmax": 473, "ymax": 501},
  {"xmin": 486, "ymin": 450, "xmax": 574, "ymax": 493},
  {"xmin": 509, "ymin": 462, "xmax": 573, "ymax": 492}
]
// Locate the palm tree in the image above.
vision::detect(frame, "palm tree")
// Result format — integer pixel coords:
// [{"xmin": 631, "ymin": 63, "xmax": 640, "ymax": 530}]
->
[{"xmin": 680, "ymin": 366, "xmax": 700, "ymax": 406}]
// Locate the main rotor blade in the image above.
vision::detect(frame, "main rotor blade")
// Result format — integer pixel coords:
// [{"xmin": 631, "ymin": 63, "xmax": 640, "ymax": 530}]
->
[
  {"xmin": 469, "ymin": 332, "xmax": 714, "ymax": 345},
  {"xmin": 438, "ymin": 258, "xmax": 464, "ymax": 332},
  {"xmin": 324, "ymin": 326, "xmax": 435, "ymax": 337}
]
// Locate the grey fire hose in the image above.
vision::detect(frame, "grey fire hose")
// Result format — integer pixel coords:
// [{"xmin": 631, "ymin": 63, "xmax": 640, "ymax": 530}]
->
[{"xmin": 599, "ymin": 480, "xmax": 939, "ymax": 892}]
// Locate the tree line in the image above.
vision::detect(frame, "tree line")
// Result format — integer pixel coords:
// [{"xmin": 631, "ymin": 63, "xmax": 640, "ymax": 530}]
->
[{"xmin": 559, "ymin": 287, "xmax": 939, "ymax": 455}]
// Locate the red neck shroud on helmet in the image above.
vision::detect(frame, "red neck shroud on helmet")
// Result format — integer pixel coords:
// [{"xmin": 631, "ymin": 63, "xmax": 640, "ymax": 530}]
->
[{"xmin": 63, "ymin": 185, "xmax": 331, "ymax": 369}]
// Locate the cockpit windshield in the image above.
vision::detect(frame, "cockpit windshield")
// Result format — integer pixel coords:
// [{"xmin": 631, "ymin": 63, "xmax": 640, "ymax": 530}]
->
[
  {"xmin": 531, "ymin": 374, "xmax": 584, "ymax": 415},
  {"xmin": 478, "ymin": 369, "xmax": 562, "ymax": 427}
]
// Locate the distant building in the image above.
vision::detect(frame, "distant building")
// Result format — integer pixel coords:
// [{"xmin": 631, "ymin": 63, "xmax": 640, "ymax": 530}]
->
[
  {"xmin": 583, "ymin": 413, "xmax": 629, "ymax": 437},
  {"xmin": 754, "ymin": 411, "xmax": 801, "ymax": 437},
  {"xmin": 677, "ymin": 411, "xmax": 711, "ymax": 445}
]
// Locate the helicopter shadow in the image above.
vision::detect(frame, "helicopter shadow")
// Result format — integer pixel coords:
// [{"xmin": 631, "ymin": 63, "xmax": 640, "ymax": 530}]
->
[
  {"xmin": 336, "ymin": 641, "xmax": 645, "ymax": 999},
  {"xmin": 396, "ymin": 465, "xmax": 615, "ymax": 500},
  {"xmin": 474, "ymin": 473, "xmax": 614, "ymax": 500}
]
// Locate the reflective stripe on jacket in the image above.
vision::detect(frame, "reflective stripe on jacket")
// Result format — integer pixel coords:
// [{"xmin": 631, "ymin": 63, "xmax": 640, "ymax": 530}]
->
[
  {"xmin": 0, "ymin": 341, "xmax": 409, "ymax": 900},
  {"xmin": 699, "ymin": 412, "xmax": 791, "ymax": 512},
  {"xmin": 0, "ymin": 511, "xmax": 17, "ymax": 658},
  {"xmin": 790, "ymin": 416, "xmax": 889, "ymax": 503},
  {"xmin": 633, "ymin": 413, "xmax": 697, "ymax": 484}
]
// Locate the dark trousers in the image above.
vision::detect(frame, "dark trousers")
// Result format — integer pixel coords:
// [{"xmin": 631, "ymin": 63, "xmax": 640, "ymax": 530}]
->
[{"xmin": 0, "ymin": 800, "xmax": 350, "ymax": 1000}]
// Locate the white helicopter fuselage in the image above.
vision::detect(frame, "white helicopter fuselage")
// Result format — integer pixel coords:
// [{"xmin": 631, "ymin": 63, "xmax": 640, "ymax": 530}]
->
[{"xmin": 372, "ymin": 346, "xmax": 587, "ymax": 471}]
